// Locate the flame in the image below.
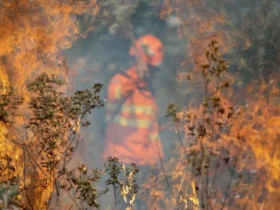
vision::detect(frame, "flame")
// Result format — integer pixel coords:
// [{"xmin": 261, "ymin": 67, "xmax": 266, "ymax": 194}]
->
[
  {"xmin": 162, "ymin": 0, "xmax": 249, "ymax": 103},
  {"xmin": 235, "ymin": 81, "xmax": 280, "ymax": 193},
  {"xmin": 162, "ymin": 0, "xmax": 249, "ymax": 73},
  {"xmin": 145, "ymin": 68, "xmax": 279, "ymax": 209},
  {"xmin": 0, "ymin": 0, "xmax": 98, "ymax": 91},
  {"xmin": 142, "ymin": 1, "xmax": 280, "ymax": 208},
  {"xmin": 0, "ymin": 67, "xmax": 8, "ymax": 95},
  {"xmin": 0, "ymin": 0, "xmax": 99, "ymax": 208}
]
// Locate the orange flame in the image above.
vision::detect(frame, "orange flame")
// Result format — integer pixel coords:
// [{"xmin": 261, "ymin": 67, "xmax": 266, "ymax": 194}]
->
[
  {"xmin": 0, "ymin": 0, "xmax": 99, "ymax": 208},
  {"xmin": 143, "ymin": 1, "xmax": 280, "ymax": 208}
]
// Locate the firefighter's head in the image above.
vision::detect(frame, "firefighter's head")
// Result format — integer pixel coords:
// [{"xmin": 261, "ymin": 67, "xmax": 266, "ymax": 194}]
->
[{"xmin": 129, "ymin": 34, "xmax": 163, "ymax": 67}]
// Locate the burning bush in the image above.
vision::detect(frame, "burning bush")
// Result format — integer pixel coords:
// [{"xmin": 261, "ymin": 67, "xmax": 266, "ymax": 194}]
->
[
  {"xmin": 142, "ymin": 40, "xmax": 279, "ymax": 210},
  {"xmin": 0, "ymin": 73, "xmax": 104, "ymax": 208}
]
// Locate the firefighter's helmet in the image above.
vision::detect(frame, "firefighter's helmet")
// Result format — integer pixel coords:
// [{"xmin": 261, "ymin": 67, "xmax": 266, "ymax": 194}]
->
[{"xmin": 129, "ymin": 34, "xmax": 163, "ymax": 66}]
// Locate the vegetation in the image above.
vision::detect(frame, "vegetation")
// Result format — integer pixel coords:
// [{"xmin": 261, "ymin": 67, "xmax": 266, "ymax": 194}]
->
[
  {"xmin": 142, "ymin": 41, "xmax": 279, "ymax": 209},
  {"xmin": 0, "ymin": 73, "xmax": 140, "ymax": 209},
  {"xmin": 1, "ymin": 40, "xmax": 278, "ymax": 210},
  {"xmin": 0, "ymin": 0, "xmax": 279, "ymax": 209}
]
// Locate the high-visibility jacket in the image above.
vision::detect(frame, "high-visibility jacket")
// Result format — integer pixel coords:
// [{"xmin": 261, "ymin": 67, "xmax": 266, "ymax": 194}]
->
[{"xmin": 103, "ymin": 66, "xmax": 163, "ymax": 165}]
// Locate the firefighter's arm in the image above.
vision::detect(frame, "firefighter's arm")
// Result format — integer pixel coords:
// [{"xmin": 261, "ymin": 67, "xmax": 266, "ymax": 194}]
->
[{"xmin": 107, "ymin": 68, "xmax": 145, "ymax": 102}]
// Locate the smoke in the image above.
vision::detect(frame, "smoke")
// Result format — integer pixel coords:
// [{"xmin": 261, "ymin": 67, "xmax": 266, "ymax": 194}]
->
[
  {"xmin": 61, "ymin": 0, "xmax": 279, "ymax": 207},
  {"xmin": 62, "ymin": 0, "xmax": 280, "ymax": 168}
]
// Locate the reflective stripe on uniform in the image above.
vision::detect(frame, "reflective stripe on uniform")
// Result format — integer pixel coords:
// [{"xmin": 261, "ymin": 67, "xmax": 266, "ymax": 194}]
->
[
  {"xmin": 105, "ymin": 114, "xmax": 151, "ymax": 128},
  {"xmin": 115, "ymin": 86, "xmax": 121, "ymax": 99},
  {"xmin": 149, "ymin": 132, "xmax": 159, "ymax": 141},
  {"xmin": 106, "ymin": 102, "xmax": 153, "ymax": 115}
]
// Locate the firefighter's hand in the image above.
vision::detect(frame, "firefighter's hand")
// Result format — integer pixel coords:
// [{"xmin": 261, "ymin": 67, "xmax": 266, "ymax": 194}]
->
[{"xmin": 137, "ymin": 79, "xmax": 148, "ymax": 89}]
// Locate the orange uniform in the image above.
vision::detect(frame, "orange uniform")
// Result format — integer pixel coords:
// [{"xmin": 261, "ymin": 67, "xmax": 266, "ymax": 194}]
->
[{"xmin": 103, "ymin": 34, "xmax": 164, "ymax": 165}]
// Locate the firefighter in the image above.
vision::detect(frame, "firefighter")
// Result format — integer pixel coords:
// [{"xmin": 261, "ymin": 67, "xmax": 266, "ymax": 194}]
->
[
  {"xmin": 103, "ymin": 33, "xmax": 163, "ymax": 165},
  {"xmin": 103, "ymin": 34, "xmax": 164, "ymax": 208}
]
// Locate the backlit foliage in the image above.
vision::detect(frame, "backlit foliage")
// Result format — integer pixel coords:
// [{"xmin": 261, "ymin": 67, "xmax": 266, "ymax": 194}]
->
[
  {"xmin": 104, "ymin": 157, "xmax": 139, "ymax": 209},
  {"xmin": 142, "ymin": 40, "xmax": 279, "ymax": 210},
  {"xmin": 0, "ymin": 73, "xmax": 105, "ymax": 209}
]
